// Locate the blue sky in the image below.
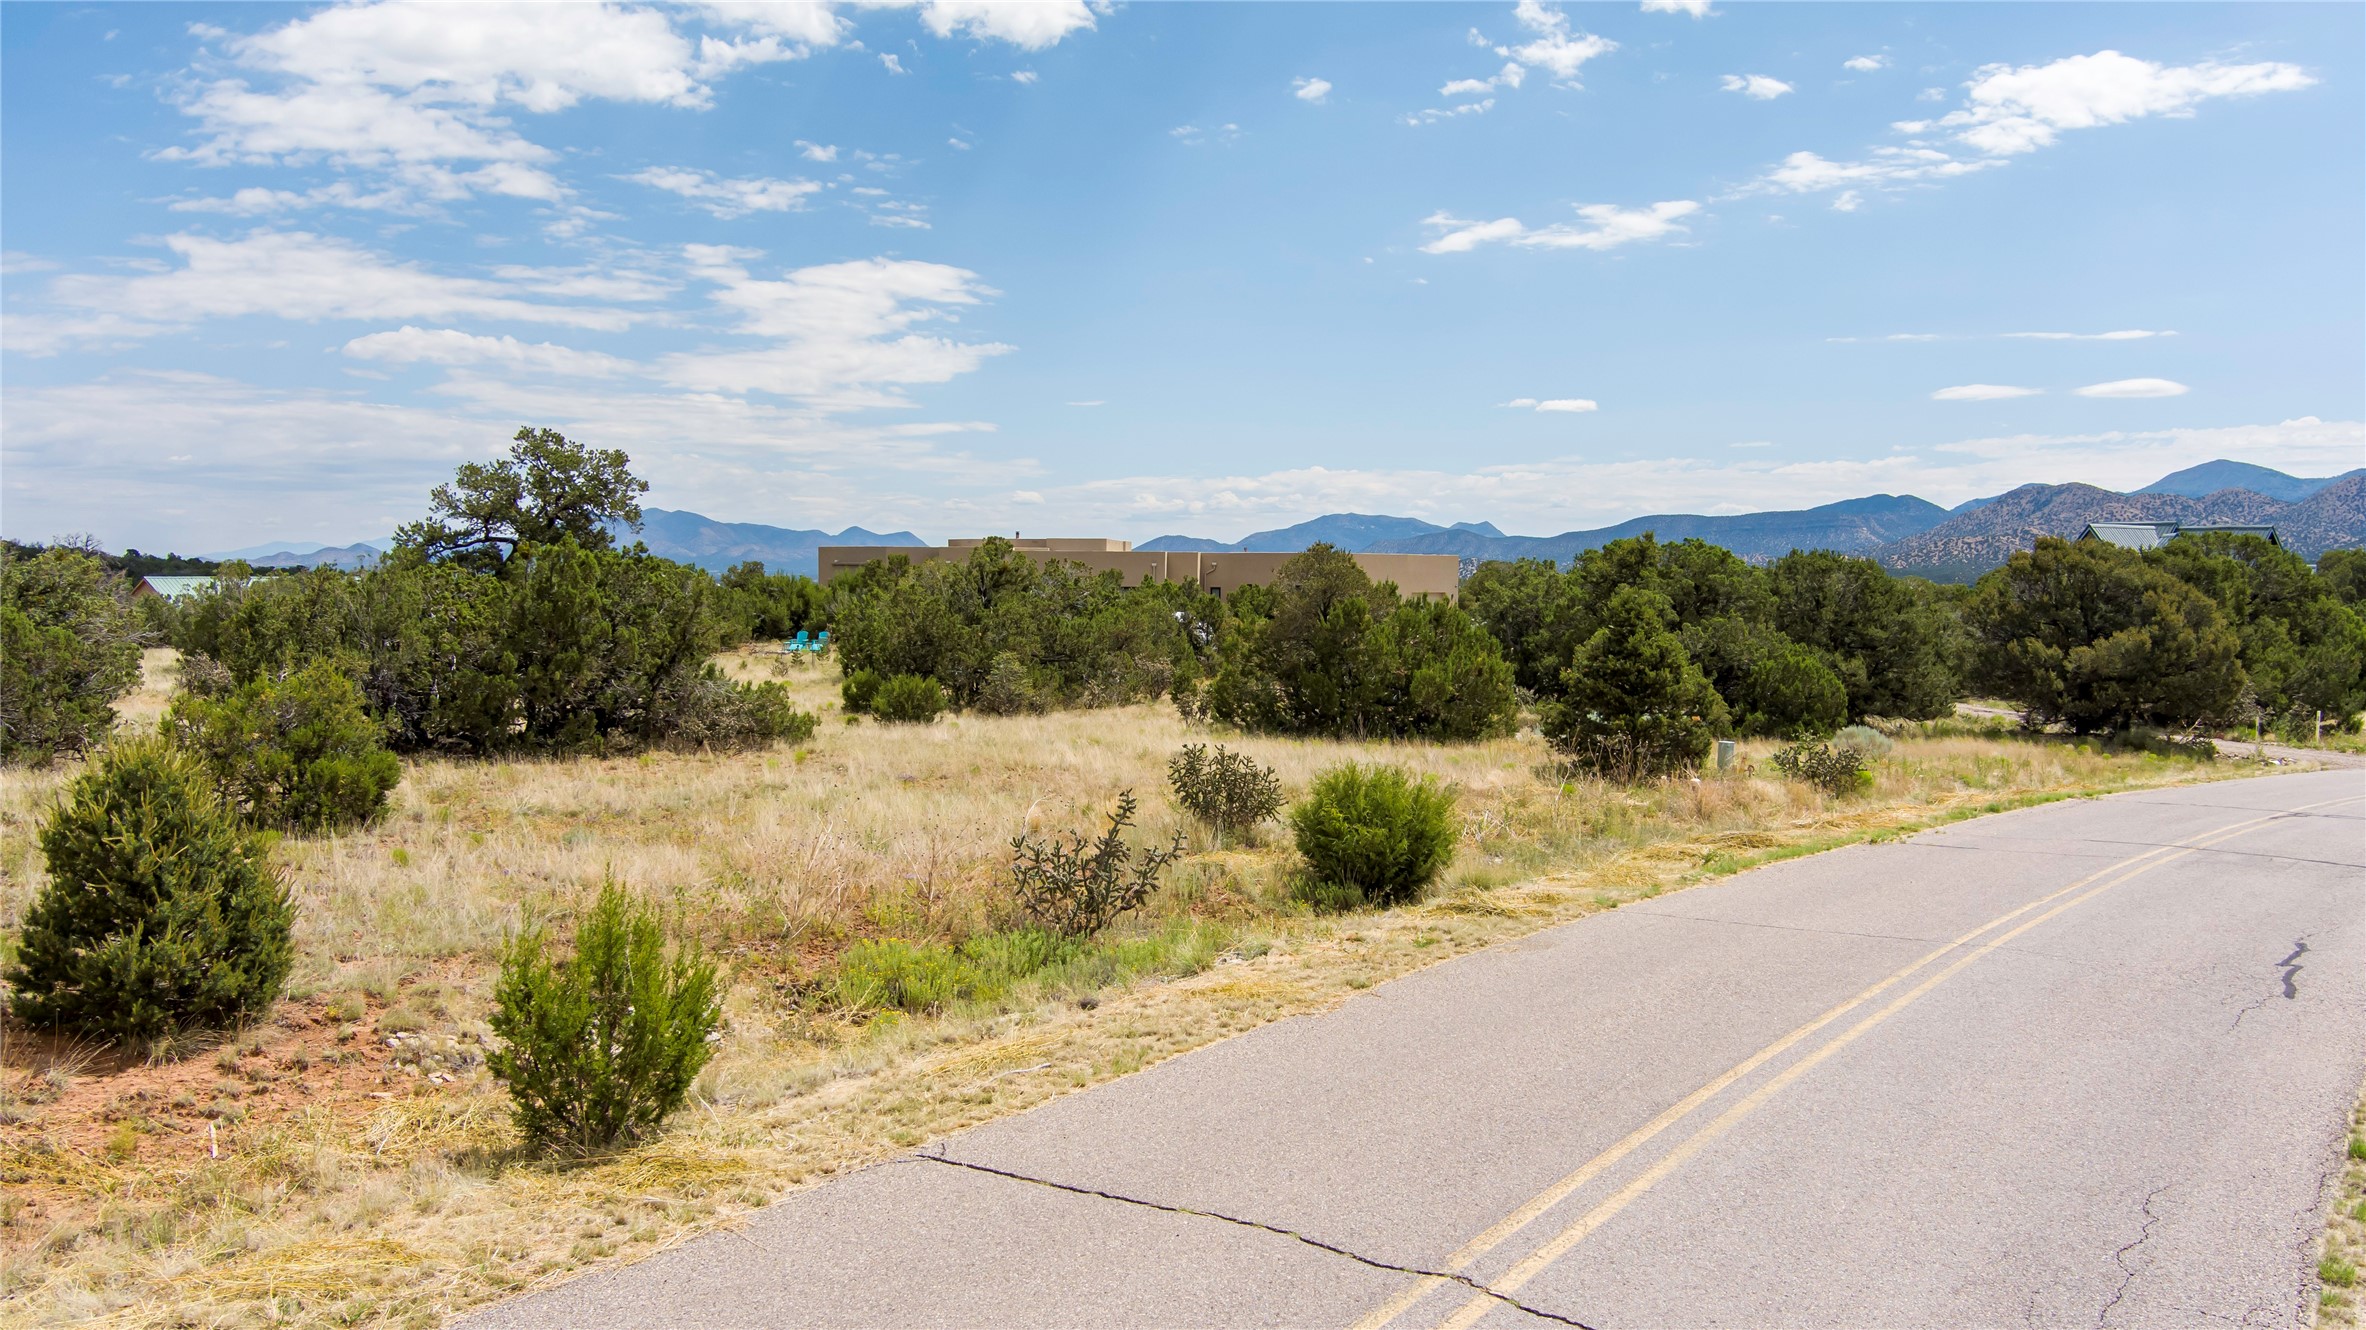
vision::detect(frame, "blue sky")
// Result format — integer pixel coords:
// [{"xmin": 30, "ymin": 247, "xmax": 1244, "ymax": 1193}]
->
[{"xmin": 3, "ymin": 1, "xmax": 2360, "ymax": 553}]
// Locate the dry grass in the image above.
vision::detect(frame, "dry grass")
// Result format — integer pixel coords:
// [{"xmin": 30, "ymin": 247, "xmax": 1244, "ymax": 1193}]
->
[
  {"xmin": 2320, "ymin": 1080, "xmax": 2366, "ymax": 1328},
  {"xmin": 0, "ymin": 647, "xmax": 2265, "ymax": 1327}
]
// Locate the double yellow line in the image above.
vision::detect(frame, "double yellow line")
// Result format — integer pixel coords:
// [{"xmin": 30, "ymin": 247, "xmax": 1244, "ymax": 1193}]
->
[{"xmin": 1354, "ymin": 794, "xmax": 2360, "ymax": 1330}]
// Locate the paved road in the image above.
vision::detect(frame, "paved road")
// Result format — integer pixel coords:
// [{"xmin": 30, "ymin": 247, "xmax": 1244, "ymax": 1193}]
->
[{"xmin": 474, "ymin": 771, "xmax": 2366, "ymax": 1329}]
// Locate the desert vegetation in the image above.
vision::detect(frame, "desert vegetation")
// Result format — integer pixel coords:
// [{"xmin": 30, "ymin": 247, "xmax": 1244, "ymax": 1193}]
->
[{"xmin": 3, "ymin": 430, "xmax": 2361, "ymax": 1326}]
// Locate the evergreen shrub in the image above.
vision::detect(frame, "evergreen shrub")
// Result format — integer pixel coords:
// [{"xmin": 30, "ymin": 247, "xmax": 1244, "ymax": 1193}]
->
[
  {"xmin": 6, "ymin": 739, "xmax": 295, "ymax": 1043},
  {"xmin": 166, "ymin": 660, "xmax": 401, "ymax": 832},
  {"xmin": 1289, "ymin": 763, "xmax": 1457, "ymax": 909},
  {"xmin": 871, "ymin": 674, "xmax": 947, "ymax": 724},
  {"xmin": 488, "ymin": 882, "xmax": 721, "ymax": 1156}
]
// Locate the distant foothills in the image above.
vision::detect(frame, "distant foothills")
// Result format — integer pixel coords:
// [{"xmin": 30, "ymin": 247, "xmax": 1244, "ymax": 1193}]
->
[{"xmin": 174, "ymin": 457, "xmax": 2366, "ymax": 582}]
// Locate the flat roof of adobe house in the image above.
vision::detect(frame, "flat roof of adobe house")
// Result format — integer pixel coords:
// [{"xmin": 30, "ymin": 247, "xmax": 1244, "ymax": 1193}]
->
[{"xmin": 816, "ymin": 540, "xmax": 1461, "ymax": 600}]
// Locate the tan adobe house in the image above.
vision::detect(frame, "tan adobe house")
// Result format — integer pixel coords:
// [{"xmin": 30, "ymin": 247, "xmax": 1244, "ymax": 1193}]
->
[{"xmin": 815, "ymin": 537, "xmax": 1461, "ymax": 601}]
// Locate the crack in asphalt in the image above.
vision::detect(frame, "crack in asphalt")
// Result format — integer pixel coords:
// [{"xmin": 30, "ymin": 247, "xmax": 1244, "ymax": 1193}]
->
[
  {"xmin": 918, "ymin": 1151, "xmax": 1601, "ymax": 1328},
  {"xmin": 2231, "ymin": 936, "xmax": 2312, "ymax": 1029},
  {"xmin": 2097, "ymin": 1185, "xmax": 2168, "ymax": 1327}
]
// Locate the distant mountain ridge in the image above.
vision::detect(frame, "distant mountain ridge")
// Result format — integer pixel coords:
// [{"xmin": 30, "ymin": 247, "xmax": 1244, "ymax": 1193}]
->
[
  {"xmin": 2137, "ymin": 460, "xmax": 2363, "ymax": 503},
  {"xmin": 625, "ymin": 509, "xmax": 924, "ymax": 576},
  {"xmin": 1872, "ymin": 476, "xmax": 2365, "ymax": 577},
  {"xmin": 1140, "ymin": 514, "xmax": 1503, "ymax": 553},
  {"xmin": 1365, "ymin": 495, "xmax": 1948, "ymax": 565},
  {"xmin": 181, "ymin": 459, "xmax": 2359, "ymax": 583}
]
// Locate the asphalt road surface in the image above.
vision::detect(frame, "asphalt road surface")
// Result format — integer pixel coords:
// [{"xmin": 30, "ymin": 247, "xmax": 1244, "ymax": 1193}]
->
[{"xmin": 473, "ymin": 770, "xmax": 2366, "ymax": 1329}]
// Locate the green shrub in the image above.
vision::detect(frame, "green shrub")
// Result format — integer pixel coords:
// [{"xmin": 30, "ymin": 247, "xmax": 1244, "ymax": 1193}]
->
[
  {"xmin": 961, "ymin": 927, "xmax": 1080, "ymax": 982},
  {"xmin": 0, "ymin": 545, "xmax": 145, "ymax": 765},
  {"xmin": 834, "ymin": 938, "xmax": 982, "ymax": 1013},
  {"xmin": 166, "ymin": 660, "xmax": 401, "ymax": 832},
  {"xmin": 871, "ymin": 674, "xmax": 947, "ymax": 724},
  {"xmin": 487, "ymin": 882, "xmax": 721, "ymax": 1156},
  {"xmin": 841, "ymin": 668, "xmax": 883, "ymax": 715},
  {"xmin": 1167, "ymin": 743, "xmax": 1284, "ymax": 845},
  {"xmin": 1009, "ymin": 791, "xmax": 1185, "ymax": 937},
  {"xmin": 1543, "ymin": 586, "xmax": 1726, "ymax": 782},
  {"xmin": 1289, "ymin": 763, "xmax": 1458, "ymax": 909},
  {"xmin": 6, "ymin": 738, "xmax": 294, "ymax": 1044},
  {"xmin": 974, "ymin": 653, "xmax": 1040, "ymax": 716},
  {"xmin": 1831, "ymin": 724, "xmax": 1895, "ymax": 758},
  {"xmin": 655, "ymin": 664, "xmax": 817, "ymax": 750},
  {"xmin": 1771, "ymin": 740, "xmax": 1872, "ymax": 794}
]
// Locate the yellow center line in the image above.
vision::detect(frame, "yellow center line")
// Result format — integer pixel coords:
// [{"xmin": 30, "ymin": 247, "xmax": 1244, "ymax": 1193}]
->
[
  {"xmin": 1414, "ymin": 794, "xmax": 2358, "ymax": 1330},
  {"xmin": 1350, "ymin": 795, "xmax": 2354, "ymax": 1330}
]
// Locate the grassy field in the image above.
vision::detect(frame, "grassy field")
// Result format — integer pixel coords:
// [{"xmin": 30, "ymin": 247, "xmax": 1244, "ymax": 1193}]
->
[{"xmin": 0, "ymin": 648, "xmax": 2266, "ymax": 1327}]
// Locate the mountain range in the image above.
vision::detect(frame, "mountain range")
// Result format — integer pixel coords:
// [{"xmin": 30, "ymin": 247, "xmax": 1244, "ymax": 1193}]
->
[{"xmin": 197, "ymin": 459, "xmax": 2361, "ymax": 580}]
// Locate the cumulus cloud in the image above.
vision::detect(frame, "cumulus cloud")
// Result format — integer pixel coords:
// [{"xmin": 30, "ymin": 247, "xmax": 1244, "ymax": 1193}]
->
[
  {"xmin": 1501, "ymin": 0, "xmax": 1615, "ymax": 82},
  {"xmin": 1741, "ymin": 49, "xmax": 2313, "ymax": 205},
  {"xmin": 1830, "ymin": 190, "xmax": 1863, "ymax": 212},
  {"xmin": 1843, "ymin": 54, "xmax": 1888, "ymax": 73},
  {"xmin": 796, "ymin": 140, "xmax": 839, "ymax": 161},
  {"xmin": 1932, "ymin": 384, "xmax": 2042, "ymax": 401},
  {"xmin": 1294, "ymin": 76, "xmax": 1331, "ymax": 102},
  {"xmin": 2074, "ymin": 377, "xmax": 2189, "ymax": 398},
  {"xmin": 656, "ymin": 248, "xmax": 1012, "ymax": 408},
  {"xmin": 152, "ymin": 2, "xmax": 1103, "ymax": 209},
  {"xmin": 1936, "ymin": 50, "xmax": 2314, "ymax": 156},
  {"xmin": 1639, "ymin": 0, "xmax": 1712, "ymax": 16},
  {"xmin": 1721, "ymin": 74, "xmax": 1793, "ymax": 100},
  {"xmin": 1420, "ymin": 200, "xmax": 1699, "ymax": 254},
  {"xmin": 626, "ymin": 167, "xmax": 823, "ymax": 218}
]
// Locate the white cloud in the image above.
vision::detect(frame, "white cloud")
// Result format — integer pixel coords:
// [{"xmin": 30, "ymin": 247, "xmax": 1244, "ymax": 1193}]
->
[
  {"xmin": 656, "ymin": 249, "xmax": 1012, "ymax": 408},
  {"xmin": 1294, "ymin": 76, "xmax": 1332, "ymax": 103},
  {"xmin": 1721, "ymin": 74, "xmax": 1793, "ymax": 100},
  {"xmin": 1639, "ymin": 0, "xmax": 1712, "ymax": 16},
  {"xmin": 905, "ymin": 0, "xmax": 1096, "ymax": 50},
  {"xmin": 5, "ymin": 230, "xmax": 633, "ymax": 354},
  {"xmin": 1741, "ymin": 48, "xmax": 2314, "ymax": 206},
  {"xmin": 342, "ymin": 326, "xmax": 635, "ymax": 377},
  {"xmin": 1830, "ymin": 190, "xmax": 1862, "ymax": 212},
  {"xmin": 626, "ymin": 167, "xmax": 823, "ymax": 218},
  {"xmin": 1420, "ymin": 200, "xmax": 1699, "ymax": 254},
  {"xmin": 1938, "ymin": 50, "xmax": 2314, "ymax": 156},
  {"xmin": 1932, "ymin": 384, "xmax": 2043, "ymax": 401},
  {"xmin": 796, "ymin": 140, "xmax": 839, "ymax": 161},
  {"xmin": 1441, "ymin": 62, "xmax": 1525, "ymax": 98},
  {"xmin": 1501, "ymin": 0, "xmax": 1615, "ymax": 83},
  {"xmin": 1750, "ymin": 146, "xmax": 2002, "ymax": 196},
  {"xmin": 2004, "ymin": 329, "xmax": 2174, "ymax": 341},
  {"xmin": 1843, "ymin": 55, "xmax": 1888, "ymax": 73},
  {"xmin": 1404, "ymin": 100, "xmax": 1496, "ymax": 126},
  {"xmin": 2073, "ymin": 377, "xmax": 2188, "ymax": 398},
  {"xmin": 880, "ymin": 52, "xmax": 907, "ymax": 74},
  {"xmin": 1535, "ymin": 398, "xmax": 1598, "ymax": 412},
  {"xmin": 1011, "ymin": 69, "xmax": 1038, "ymax": 84},
  {"xmin": 1066, "ymin": 400, "xmax": 1105, "ymax": 407}
]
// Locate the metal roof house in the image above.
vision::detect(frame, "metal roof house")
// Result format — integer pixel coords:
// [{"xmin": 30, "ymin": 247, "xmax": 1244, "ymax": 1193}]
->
[
  {"xmin": 137, "ymin": 575, "xmax": 217, "ymax": 599},
  {"xmin": 2079, "ymin": 522, "xmax": 2279, "ymax": 551}
]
